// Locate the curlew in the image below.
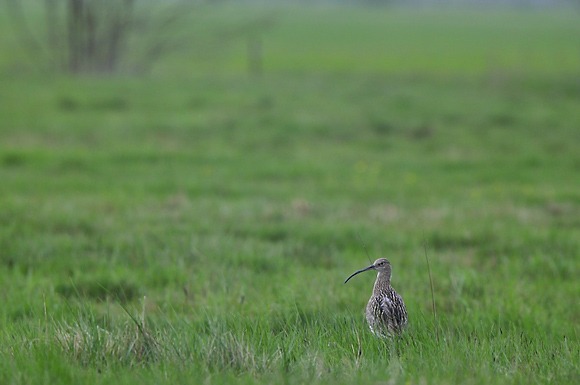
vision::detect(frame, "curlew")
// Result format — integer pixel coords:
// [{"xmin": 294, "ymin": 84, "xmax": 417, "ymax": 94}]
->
[{"xmin": 344, "ymin": 258, "xmax": 408, "ymax": 337}]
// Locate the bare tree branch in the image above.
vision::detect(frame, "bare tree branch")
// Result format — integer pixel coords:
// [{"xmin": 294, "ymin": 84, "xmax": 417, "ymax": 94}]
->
[
  {"xmin": 5, "ymin": 0, "xmax": 47, "ymax": 70},
  {"xmin": 3, "ymin": 0, "xmax": 273, "ymax": 76}
]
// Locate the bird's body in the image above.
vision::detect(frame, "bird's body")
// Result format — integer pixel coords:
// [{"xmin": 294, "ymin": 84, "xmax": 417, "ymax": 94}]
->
[{"xmin": 345, "ymin": 258, "xmax": 408, "ymax": 337}]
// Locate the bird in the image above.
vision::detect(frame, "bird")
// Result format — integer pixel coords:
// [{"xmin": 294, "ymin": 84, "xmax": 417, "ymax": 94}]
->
[{"xmin": 344, "ymin": 258, "xmax": 408, "ymax": 337}]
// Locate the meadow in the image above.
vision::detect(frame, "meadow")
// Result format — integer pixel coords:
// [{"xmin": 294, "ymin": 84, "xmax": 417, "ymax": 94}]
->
[{"xmin": 0, "ymin": 5, "xmax": 579, "ymax": 384}]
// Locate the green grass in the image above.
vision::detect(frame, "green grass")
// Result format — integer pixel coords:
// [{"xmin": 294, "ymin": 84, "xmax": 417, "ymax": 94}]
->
[{"xmin": 0, "ymin": 4, "xmax": 579, "ymax": 385}]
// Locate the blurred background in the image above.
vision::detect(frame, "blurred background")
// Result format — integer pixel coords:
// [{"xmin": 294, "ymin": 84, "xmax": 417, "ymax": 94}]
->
[
  {"xmin": 0, "ymin": 0, "xmax": 579, "ymax": 381},
  {"xmin": 2, "ymin": 0, "xmax": 579, "ymax": 77},
  {"xmin": 1, "ymin": 0, "xmax": 580, "ymax": 310}
]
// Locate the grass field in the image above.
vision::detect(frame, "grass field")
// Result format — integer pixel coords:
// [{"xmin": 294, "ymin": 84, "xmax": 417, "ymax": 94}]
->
[{"xmin": 0, "ymin": 4, "xmax": 579, "ymax": 385}]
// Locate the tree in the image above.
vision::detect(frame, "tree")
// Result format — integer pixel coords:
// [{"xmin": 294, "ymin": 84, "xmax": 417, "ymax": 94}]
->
[{"xmin": 4, "ymin": 0, "xmax": 215, "ymax": 75}]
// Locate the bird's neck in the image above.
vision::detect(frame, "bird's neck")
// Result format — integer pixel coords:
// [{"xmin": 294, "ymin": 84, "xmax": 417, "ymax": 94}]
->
[{"xmin": 373, "ymin": 271, "xmax": 391, "ymax": 294}]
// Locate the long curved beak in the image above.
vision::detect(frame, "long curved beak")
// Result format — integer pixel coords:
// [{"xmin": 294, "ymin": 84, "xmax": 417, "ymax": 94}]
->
[{"xmin": 344, "ymin": 264, "xmax": 375, "ymax": 284}]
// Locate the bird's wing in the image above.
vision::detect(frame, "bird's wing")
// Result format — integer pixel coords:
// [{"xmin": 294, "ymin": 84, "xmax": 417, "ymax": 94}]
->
[
  {"xmin": 379, "ymin": 290, "xmax": 407, "ymax": 324},
  {"xmin": 380, "ymin": 295, "xmax": 394, "ymax": 313}
]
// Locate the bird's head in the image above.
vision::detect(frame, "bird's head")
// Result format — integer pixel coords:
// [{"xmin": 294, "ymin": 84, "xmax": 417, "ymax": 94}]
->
[{"xmin": 344, "ymin": 258, "xmax": 392, "ymax": 284}]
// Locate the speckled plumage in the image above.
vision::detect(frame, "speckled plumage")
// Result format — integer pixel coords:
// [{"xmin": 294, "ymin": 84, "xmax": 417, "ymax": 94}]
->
[{"xmin": 345, "ymin": 258, "xmax": 408, "ymax": 337}]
